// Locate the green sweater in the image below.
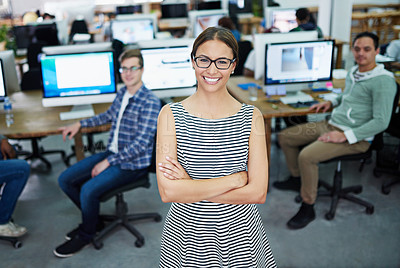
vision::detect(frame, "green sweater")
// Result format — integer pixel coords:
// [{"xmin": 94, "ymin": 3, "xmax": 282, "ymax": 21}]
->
[{"xmin": 328, "ymin": 64, "xmax": 396, "ymax": 144}]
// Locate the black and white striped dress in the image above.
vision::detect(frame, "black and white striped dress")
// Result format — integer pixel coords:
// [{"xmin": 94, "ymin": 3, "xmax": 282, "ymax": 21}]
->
[{"xmin": 159, "ymin": 102, "xmax": 276, "ymax": 268}]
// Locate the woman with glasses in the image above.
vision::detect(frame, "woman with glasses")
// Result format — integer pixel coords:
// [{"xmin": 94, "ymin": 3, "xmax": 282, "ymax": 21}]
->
[{"xmin": 157, "ymin": 27, "xmax": 276, "ymax": 267}]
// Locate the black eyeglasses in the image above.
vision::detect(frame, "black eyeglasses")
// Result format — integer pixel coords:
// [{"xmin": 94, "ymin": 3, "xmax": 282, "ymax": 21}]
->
[
  {"xmin": 193, "ymin": 56, "xmax": 236, "ymax": 70},
  {"xmin": 119, "ymin": 66, "xmax": 142, "ymax": 74}
]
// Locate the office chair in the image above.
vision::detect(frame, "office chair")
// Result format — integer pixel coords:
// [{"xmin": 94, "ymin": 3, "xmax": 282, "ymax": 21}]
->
[
  {"xmin": 92, "ymin": 135, "xmax": 162, "ymax": 249},
  {"xmin": 312, "ymin": 83, "xmax": 400, "ymax": 220},
  {"xmin": 232, "ymin": 40, "xmax": 252, "ymax": 76},
  {"xmin": 69, "ymin": 19, "xmax": 91, "ymax": 44},
  {"xmin": 374, "ymin": 84, "xmax": 400, "ymax": 195}
]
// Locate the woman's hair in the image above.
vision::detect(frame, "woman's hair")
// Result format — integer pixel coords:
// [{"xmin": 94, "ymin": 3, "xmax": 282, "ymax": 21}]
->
[
  {"xmin": 119, "ymin": 49, "xmax": 144, "ymax": 67},
  {"xmin": 218, "ymin": 16, "xmax": 236, "ymax": 30},
  {"xmin": 191, "ymin": 27, "xmax": 239, "ymax": 63}
]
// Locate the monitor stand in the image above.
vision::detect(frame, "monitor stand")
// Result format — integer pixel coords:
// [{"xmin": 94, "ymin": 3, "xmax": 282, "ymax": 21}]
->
[
  {"xmin": 284, "ymin": 83, "xmax": 312, "ymax": 95},
  {"xmin": 59, "ymin": 104, "xmax": 95, "ymax": 121}
]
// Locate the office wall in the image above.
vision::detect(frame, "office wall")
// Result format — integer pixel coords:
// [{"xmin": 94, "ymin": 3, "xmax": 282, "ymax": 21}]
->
[
  {"xmin": 11, "ymin": 0, "xmax": 95, "ymax": 17},
  {"xmin": 274, "ymin": 0, "xmax": 399, "ymax": 8}
]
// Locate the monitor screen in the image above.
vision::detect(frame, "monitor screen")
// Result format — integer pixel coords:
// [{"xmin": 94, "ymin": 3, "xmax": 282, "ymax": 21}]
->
[
  {"xmin": 265, "ymin": 7, "xmax": 297, "ymax": 33},
  {"xmin": 264, "ymin": 40, "xmax": 334, "ymax": 87},
  {"xmin": 111, "ymin": 19, "xmax": 155, "ymax": 45},
  {"xmin": 253, "ymin": 31, "xmax": 319, "ymax": 81},
  {"xmin": 161, "ymin": 3, "xmax": 188, "ymax": 19},
  {"xmin": 0, "ymin": 59, "xmax": 6, "ymax": 101},
  {"xmin": 0, "ymin": 50, "xmax": 21, "ymax": 93},
  {"xmin": 13, "ymin": 22, "xmax": 59, "ymax": 49},
  {"xmin": 189, "ymin": 10, "xmax": 228, "ymax": 37},
  {"xmin": 41, "ymin": 51, "xmax": 116, "ymax": 107},
  {"xmin": 116, "ymin": 5, "xmax": 142, "ymax": 14},
  {"xmin": 198, "ymin": 1, "xmax": 222, "ymax": 10},
  {"xmin": 141, "ymin": 46, "xmax": 196, "ymax": 95}
]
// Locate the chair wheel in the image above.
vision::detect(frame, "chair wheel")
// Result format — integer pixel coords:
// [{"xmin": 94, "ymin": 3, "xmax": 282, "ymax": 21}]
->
[
  {"xmin": 135, "ymin": 240, "xmax": 144, "ymax": 248},
  {"xmin": 381, "ymin": 185, "xmax": 390, "ymax": 195},
  {"xmin": 93, "ymin": 241, "xmax": 103, "ymax": 250},
  {"xmin": 154, "ymin": 215, "xmax": 162, "ymax": 222},
  {"xmin": 373, "ymin": 168, "xmax": 381, "ymax": 177},
  {"xmin": 294, "ymin": 195, "xmax": 302, "ymax": 203},
  {"xmin": 325, "ymin": 212, "xmax": 335, "ymax": 220},
  {"xmin": 13, "ymin": 241, "xmax": 22, "ymax": 249},
  {"xmin": 366, "ymin": 206, "xmax": 374, "ymax": 214}
]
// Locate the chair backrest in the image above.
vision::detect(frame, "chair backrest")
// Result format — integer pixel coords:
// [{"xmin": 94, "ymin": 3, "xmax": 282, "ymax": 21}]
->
[
  {"xmin": 232, "ymin": 40, "xmax": 252, "ymax": 76},
  {"xmin": 386, "ymin": 83, "xmax": 400, "ymax": 137}
]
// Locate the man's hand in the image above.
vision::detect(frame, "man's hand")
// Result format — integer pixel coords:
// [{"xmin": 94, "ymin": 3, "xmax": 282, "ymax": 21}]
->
[
  {"xmin": 59, "ymin": 122, "xmax": 81, "ymax": 141},
  {"xmin": 91, "ymin": 159, "xmax": 110, "ymax": 178},
  {"xmin": 318, "ymin": 131, "xmax": 347, "ymax": 143},
  {"xmin": 309, "ymin": 101, "xmax": 332, "ymax": 113},
  {"xmin": 0, "ymin": 138, "xmax": 16, "ymax": 160}
]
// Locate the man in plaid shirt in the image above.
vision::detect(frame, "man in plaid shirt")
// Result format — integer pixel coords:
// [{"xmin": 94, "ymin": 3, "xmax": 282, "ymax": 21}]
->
[{"xmin": 54, "ymin": 49, "xmax": 161, "ymax": 258}]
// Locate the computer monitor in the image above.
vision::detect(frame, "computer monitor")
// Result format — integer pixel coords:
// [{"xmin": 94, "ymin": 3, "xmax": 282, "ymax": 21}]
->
[
  {"xmin": 111, "ymin": 15, "xmax": 156, "ymax": 45},
  {"xmin": 140, "ymin": 44, "xmax": 197, "ymax": 98},
  {"xmin": 229, "ymin": 0, "xmax": 252, "ymax": 16},
  {"xmin": 0, "ymin": 59, "xmax": 7, "ymax": 101},
  {"xmin": 42, "ymin": 42, "xmax": 112, "ymax": 55},
  {"xmin": 116, "ymin": 5, "xmax": 142, "ymax": 15},
  {"xmin": 189, "ymin": 9, "xmax": 229, "ymax": 37},
  {"xmin": 264, "ymin": 40, "xmax": 334, "ymax": 93},
  {"xmin": 161, "ymin": 3, "xmax": 188, "ymax": 19},
  {"xmin": 13, "ymin": 22, "xmax": 59, "ymax": 51},
  {"xmin": 197, "ymin": 1, "xmax": 222, "ymax": 10},
  {"xmin": 253, "ymin": 31, "xmax": 319, "ymax": 80},
  {"xmin": 0, "ymin": 50, "xmax": 21, "ymax": 93},
  {"xmin": 40, "ymin": 51, "xmax": 116, "ymax": 119},
  {"xmin": 264, "ymin": 7, "xmax": 298, "ymax": 33}
]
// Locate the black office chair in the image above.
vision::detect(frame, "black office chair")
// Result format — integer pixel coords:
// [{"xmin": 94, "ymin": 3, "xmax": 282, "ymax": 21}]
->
[
  {"xmin": 374, "ymin": 86, "xmax": 400, "ymax": 194},
  {"xmin": 92, "ymin": 134, "xmax": 162, "ymax": 249},
  {"xmin": 312, "ymin": 83, "xmax": 400, "ymax": 220},
  {"xmin": 69, "ymin": 19, "xmax": 91, "ymax": 44},
  {"xmin": 232, "ymin": 40, "xmax": 252, "ymax": 76}
]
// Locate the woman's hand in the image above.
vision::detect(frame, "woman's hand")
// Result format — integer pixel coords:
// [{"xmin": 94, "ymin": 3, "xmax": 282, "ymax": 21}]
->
[{"xmin": 158, "ymin": 156, "xmax": 191, "ymax": 180}]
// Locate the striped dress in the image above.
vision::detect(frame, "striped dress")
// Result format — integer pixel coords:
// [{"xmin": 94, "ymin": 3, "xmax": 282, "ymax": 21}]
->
[{"xmin": 159, "ymin": 102, "xmax": 276, "ymax": 268}]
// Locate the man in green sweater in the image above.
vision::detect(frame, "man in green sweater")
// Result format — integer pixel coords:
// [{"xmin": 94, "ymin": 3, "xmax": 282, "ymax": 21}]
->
[{"xmin": 275, "ymin": 32, "xmax": 397, "ymax": 229}]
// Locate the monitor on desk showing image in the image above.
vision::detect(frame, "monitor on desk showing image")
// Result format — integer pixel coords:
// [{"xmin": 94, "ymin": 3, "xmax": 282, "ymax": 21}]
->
[
  {"xmin": 264, "ymin": 7, "xmax": 298, "ymax": 33},
  {"xmin": 41, "ymin": 51, "xmax": 116, "ymax": 120},
  {"xmin": 140, "ymin": 45, "xmax": 197, "ymax": 98},
  {"xmin": 116, "ymin": 5, "xmax": 142, "ymax": 14},
  {"xmin": 0, "ymin": 59, "xmax": 7, "ymax": 101},
  {"xmin": 111, "ymin": 16, "xmax": 156, "ymax": 45},
  {"xmin": 264, "ymin": 39, "xmax": 334, "ymax": 93},
  {"xmin": 253, "ymin": 31, "xmax": 319, "ymax": 81},
  {"xmin": 0, "ymin": 50, "xmax": 21, "ymax": 93},
  {"xmin": 42, "ymin": 42, "xmax": 112, "ymax": 55},
  {"xmin": 189, "ymin": 9, "xmax": 228, "ymax": 37}
]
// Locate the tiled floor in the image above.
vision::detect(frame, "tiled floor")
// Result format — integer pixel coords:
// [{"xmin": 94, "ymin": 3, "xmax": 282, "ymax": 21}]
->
[{"xmin": 1, "ymin": 133, "xmax": 400, "ymax": 268}]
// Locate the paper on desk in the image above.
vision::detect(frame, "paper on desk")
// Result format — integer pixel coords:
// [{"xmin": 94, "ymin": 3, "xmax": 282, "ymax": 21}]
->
[{"xmin": 280, "ymin": 92, "xmax": 314, "ymax": 104}]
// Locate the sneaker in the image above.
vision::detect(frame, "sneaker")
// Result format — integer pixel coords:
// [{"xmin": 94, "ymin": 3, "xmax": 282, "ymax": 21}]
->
[
  {"xmin": 65, "ymin": 221, "xmax": 105, "ymax": 241},
  {"xmin": 54, "ymin": 235, "xmax": 90, "ymax": 258},
  {"xmin": 273, "ymin": 176, "xmax": 301, "ymax": 192},
  {"xmin": 287, "ymin": 202, "xmax": 316, "ymax": 230},
  {"xmin": 0, "ymin": 221, "xmax": 27, "ymax": 237}
]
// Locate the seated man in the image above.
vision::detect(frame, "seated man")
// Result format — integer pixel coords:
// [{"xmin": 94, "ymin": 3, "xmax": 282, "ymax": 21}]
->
[
  {"xmin": 290, "ymin": 8, "xmax": 323, "ymax": 38},
  {"xmin": 0, "ymin": 135, "xmax": 30, "ymax": 237},
  {"xmin": 54, "ymin": 49, "xmax": 161, "ymax": 257},
  {"xmin": 276, "ymin": 32, "xmax": 397, "ymax": 229}
]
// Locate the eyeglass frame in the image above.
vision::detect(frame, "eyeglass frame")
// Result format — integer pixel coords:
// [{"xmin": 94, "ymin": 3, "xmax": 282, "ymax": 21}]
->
[
  {"xmin": 119, "ymin": 66, "xmax": 143, "ymax": 74},
  {"xmin": 193, "ymin": 56, "xmax": 236, "ymax": 70}
]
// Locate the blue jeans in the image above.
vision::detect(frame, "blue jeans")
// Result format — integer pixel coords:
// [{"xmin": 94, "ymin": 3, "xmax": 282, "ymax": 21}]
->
[
  {"xmin": 0, "ymin": 159, "xmax": 30, "ymax": 224},
  {"xmin": 58, "ymin": 151, "xmax": 147, "ymax": 242}
]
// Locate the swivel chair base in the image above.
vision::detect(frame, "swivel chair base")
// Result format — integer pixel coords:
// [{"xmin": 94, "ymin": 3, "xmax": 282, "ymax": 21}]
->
[
  {"xmin": 0, "ymin": 236, "xmax": 23, "ymax": 249},
  {"xmin": 92, "ymin": 176, "xmax": 162, "ymax": 250}
]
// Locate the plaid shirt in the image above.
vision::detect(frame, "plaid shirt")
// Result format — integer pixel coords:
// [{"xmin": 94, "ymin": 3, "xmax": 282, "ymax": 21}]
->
[{"xmin": 80, "ymin": 85, "xmax": 161, "ymax": 170}]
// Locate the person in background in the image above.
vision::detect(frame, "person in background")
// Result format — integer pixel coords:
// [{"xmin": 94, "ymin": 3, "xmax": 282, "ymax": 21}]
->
[
  {"xmin": 157, "ymin": 27, "xmax": 276, "ymax": 267},
  {"xmin": 275, "ymin": 32, "xmax": 396, "ymax": 229},
  {"xmin": 53, "ymin": 49, "xmax": 161, "ymax": 258},
  {"xmin": 0, "ymin": 135, "xmax": 30, "ymax": 238},
  {"xmin": 218, "ymin": 16, "xmax": 241, "ymax": 42},
  {"xmin": 290, "ymin": 7, "xmax": 324, "ymax": 38},
  {"xmin": 386, "ymin": 39, "xmax": 400, "ymax": 69}
]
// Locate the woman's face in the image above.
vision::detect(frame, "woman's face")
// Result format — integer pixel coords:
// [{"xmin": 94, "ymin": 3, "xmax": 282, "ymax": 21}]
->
[{"xmin": 192, "ymin": 39, "xmax": 236, "ymax": 94}]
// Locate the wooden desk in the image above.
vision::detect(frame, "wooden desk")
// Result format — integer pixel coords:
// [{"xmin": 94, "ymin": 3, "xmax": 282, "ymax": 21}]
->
[
  {"xmin": 0, "ymin": 90, "xmax": 111, "ymax": 162},
  {"xmin": 227, "ymin": 77, "xmax": 344, "ymax": 159}
]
